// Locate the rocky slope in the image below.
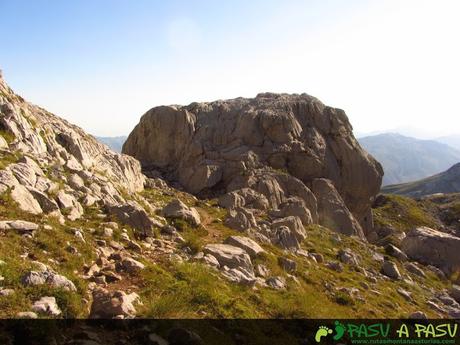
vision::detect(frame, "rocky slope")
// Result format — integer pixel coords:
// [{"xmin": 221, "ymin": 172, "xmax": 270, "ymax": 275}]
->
[
  {"xmin": 1, "ymin": 71, "xmax": 460, "ymax": 323},
  {"xmin": 383, "ymin": 163, "xmax": 460, "ymax": 197},
  {"xmin": 359, "ymin": 133, "xmax": 460, "ymax": 186},
  {"xmin": 124, "ymin": 93, "xmax": 383, "ymax": 239}
]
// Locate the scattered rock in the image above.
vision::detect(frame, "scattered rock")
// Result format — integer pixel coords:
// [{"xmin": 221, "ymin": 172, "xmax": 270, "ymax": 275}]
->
[
  {"xmin": 381, "ymin": 261, "xmax": 402, "ymax": 280},
  {"xmin": 0, "ymin": 288, "xmax": 14, "ymax": 296},
  {"xmin": 10, "ymin": 184, "xmax": 43, "ymax": 214},
  {"xmin": 326, "ymin": 261, "xmax": 344, "ymax": 273},
  {"xmin": 404, "ymin": 262, "xmax": 426, "ymax": 278},
  {"xmin": 203, "ymin": 244, "xmax": 253, "ymax": 273},
  {"xmin": 271, "ymin": 216, "xmax": 306, "ymax": 244},
  {"xmin": 32, "ymin": 296, "xmax": 61, "ymax": 316},
  {"xmin": 266, "ymin": 276, "xmax": 286, "ymax": 290},
  {"xmin": 16, "ymin": 311, "xmax": 38, "ymax": 319},
  {"xmin": 46, "ymin": 273, "xmax": 77, "ymax": 291},
  {"xmin": 408, "ymin": 311, "xmax": 428, "ymax": 319},
  {"xmin": 310, "ymin": 252, "xmax": 324, "ymax": 263},
  {"xmin": 278, "ymin": 257, "xmax": 297, "ymax": 273},
  {"xmin": 0, "ymin": 220, "xmax": 39, "ymax": 234},
  {"xmin": 162, "ymin": 199, "xmax": 201, "ymax": 226},
  {"xmin": 223, "ymin": 236, "xmax": 265, "ymax": 258},
  {"xmin": 385, "ymin": 244, "xmax": 408, "ymax": 261},
  {"xmin": 21, "ymin": 271, "xmax": 46, "ymax": 286},
  {"xmin": 21, "ymin": 270, "xmax": 76, "ymax": 291},
  {"xmin": 119, "ymin": 258, "xmax": 145, "ymax": 274},
  {"xmin": 397, "ymin": 288, "xmax": 413, "ymax": 301},
  {"xmin": 107, "ymin": 201, "xmax": 156, "ymax": 237},
  {"xmin": 401, "ymin": 226, "xmax": 460, "ymax": 275},
  {"xmin": 338, "ymin": 248, "xmax": 359, "ymax": 266},
  {"xmin": 89, "ymin": 288, "xmax": 140, "ymax": 318},
  {"xmin": 221, "ymin": 267, "xmax": 256, "ymax": 286},
  {"xmin": 224, "ymin": 208, "xmax": 257, "ymax": 231}
]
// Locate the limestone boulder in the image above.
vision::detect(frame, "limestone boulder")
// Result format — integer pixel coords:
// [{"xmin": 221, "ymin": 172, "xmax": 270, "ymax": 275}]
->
[
  {"xmin": 107, "ymin": 201, "xmax": 156, "ymax": 237},
  {"xmin": 401, "ymin": 226, "xmax": 460, "ymax": 275},
  {"xmin": 224, "ymin": 236, "xmax": 265, "ymax": 258},
  {"xmin": 32, "ymin": 296, "xmax": 61, "ymax": 316},
  {"xmin": 203, "ymin": 243, "xmax": 253, "ymax": 273},
  {"xmin": 224, "ymin": 207, "xmax": 257, "ymax": 231},
  {"xmin": 162, "ymin": 199, "xmax": 201, "ymax": 226},
  {"xmin": 89, "ymin": 288, "xmax": 140, "ymax": 319},
  {"xmin": 123, "ymin": 94, "xmax": 382, "ymax": 234}
]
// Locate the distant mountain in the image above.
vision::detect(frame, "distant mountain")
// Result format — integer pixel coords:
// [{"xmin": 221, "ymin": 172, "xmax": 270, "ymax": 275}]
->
[
  {"xmin": 435, "ymin": 134, "xmax": 460, "ymax": 151},
  {"xmin": 359, "ymin": 133, "xmax": 460, "ymax": 186},
  {"xmin": 95, "ymin": 136, "xmax": 127, "ymax": 153},
  {"xmin": 382, "ymin": 163, "xmax": 460, "ymax": 197}
]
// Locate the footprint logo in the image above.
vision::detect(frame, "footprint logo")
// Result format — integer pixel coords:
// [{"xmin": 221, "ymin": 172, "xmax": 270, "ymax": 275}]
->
[
  {"xmin": 333, "ymin": 321, "xmax": 346, "ymax": 341},
  {"xmin": 315, "ymin": 326, "xmax": 333, "ymax": 343}
]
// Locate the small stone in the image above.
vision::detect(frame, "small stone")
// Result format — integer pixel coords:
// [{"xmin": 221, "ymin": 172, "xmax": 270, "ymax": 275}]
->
[
  {"xmin": 102, "ymin": 228, "xmax": 113, "ymax": 237},
  {"xmin": 0, "ymin": 288, "xmax": 14, "ymax": 296},
  {"xmin": 255, "ymin": 264, "xmax": 270, "ymax": 278},
  {"xmin": 32, "ymin": 296, "xmax": 61, "ymax": 316},
  {"xmin": 397, "ymin": 288, "xmax": 413, "ymax": 301},
  {"xmin": 119, "ymin": 258, "xmax": 145, "ymax": 274},
  {"xmin": 404, "ymin": 262, "xmax": 426, "ymax": 278},
  {"xmin": 408, "ymin": 311, "xmax": 428, "ymax": 319},
  {"xmin": 381, "ymin": 260, "xmax": 402, "ymax": 280},
  {"xmin": 278, "ymin": 257, "xmax": 297, "ymax": 273},
  {"xmin": 266, "ymin": 276, "xmax": 286, "ymax": 290},
  {"xmin": 325, "ymin": 261, "xmax": 343, "ymax": 272},
  {"xmin": 21, "ymin": 271, "xmax": 46, "ymax": 286},
  {"xmin": 16, "ymin": 312, "xmax": 38, "ymax": 319},
  {"xmin": 310, "ymin": 253, "xmax": 324, "ymax": 263},
  {"xmin": 126, "ymin": 240, "xmax": 142, "ymax": 252}
]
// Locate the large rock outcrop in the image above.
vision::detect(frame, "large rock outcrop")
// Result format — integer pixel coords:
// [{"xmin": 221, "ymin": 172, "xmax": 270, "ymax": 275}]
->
[{"xmin": 124, "ymin": 93, "xmax": 383, "ymax": 238}]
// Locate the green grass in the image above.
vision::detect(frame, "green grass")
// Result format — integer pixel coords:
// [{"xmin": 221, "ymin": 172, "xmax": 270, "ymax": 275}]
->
[
  {"xmin": 0, "ymin": 150, "xmax": 22, "ymax": 169},
  {"xmin": 373, "ymin": 194, "xmax": 440, "ymax": 233},
  {"xmin": 0, "ymin": 129, "xmax": 16, "ymax": 145}
]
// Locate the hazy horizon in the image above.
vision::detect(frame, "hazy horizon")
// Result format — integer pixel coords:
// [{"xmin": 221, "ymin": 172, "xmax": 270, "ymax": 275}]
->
[{"xmin": 1, "ymin": 0, "xmax": 459, "ymax": 137}]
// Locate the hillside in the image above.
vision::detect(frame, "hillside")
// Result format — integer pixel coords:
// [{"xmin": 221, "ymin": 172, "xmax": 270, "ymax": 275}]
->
[
  {"xmin": 359, "ymin": 133, "xmax": 460, "ymax": 186},
  {"xmin": 1, "ymin": 71, "xmax": 460, "ymax": 329},
  {"xmin": 382, "ymin": 163, "xmax": 460, "ymax": 197},
  {"xmin": 95, "ymin": 136, "xmax": 127, "ymax": 153}
]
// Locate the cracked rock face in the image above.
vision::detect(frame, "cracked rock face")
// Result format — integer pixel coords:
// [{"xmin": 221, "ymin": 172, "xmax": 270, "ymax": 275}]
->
[{"xmin": 124, "ymin": 93, "xmax": 383, "ymax": 237}]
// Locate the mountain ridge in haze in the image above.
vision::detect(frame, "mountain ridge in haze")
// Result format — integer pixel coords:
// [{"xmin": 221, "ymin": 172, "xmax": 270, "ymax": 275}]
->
[
  {"xmin": 359, "ymin": 133, "xmax": 460, "ymax": 186},
  {"xmin": 435, "ymin": 134, "xmax": 460, "ymax": 151},
  {"xmin": 382, "ymin": 162, "xmax": 460, "ymax": 197},
  {"xmin": 95, "ymin": 136, "xmax": 127, "ymax": 153}
]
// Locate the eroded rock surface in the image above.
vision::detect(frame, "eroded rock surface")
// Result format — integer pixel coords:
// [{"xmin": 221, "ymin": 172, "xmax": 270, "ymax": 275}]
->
[{"xmin": 124, "ymin": 93, "xmax": 382, "ymax": 238}]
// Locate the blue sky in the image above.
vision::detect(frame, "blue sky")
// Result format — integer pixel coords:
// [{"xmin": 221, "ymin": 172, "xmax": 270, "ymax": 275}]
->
[{"xmin": 1, "ymin": 0, "xmax": 459, "ymax": 137}]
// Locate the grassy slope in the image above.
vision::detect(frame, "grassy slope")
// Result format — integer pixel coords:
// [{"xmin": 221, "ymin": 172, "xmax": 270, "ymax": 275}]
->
[{"xmin": 0, "ymin": 157, "xmax": 454, "ymax": 318}]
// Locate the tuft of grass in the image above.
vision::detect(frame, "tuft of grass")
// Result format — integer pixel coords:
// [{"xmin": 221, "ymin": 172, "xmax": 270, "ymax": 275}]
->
[
  {"xmin": 0, "ymin": 129, "xmax": 16, "ymax": 144},
  {"xmin": 0, "ymin": 150, "xmax": 22, "ymax": 169}
]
